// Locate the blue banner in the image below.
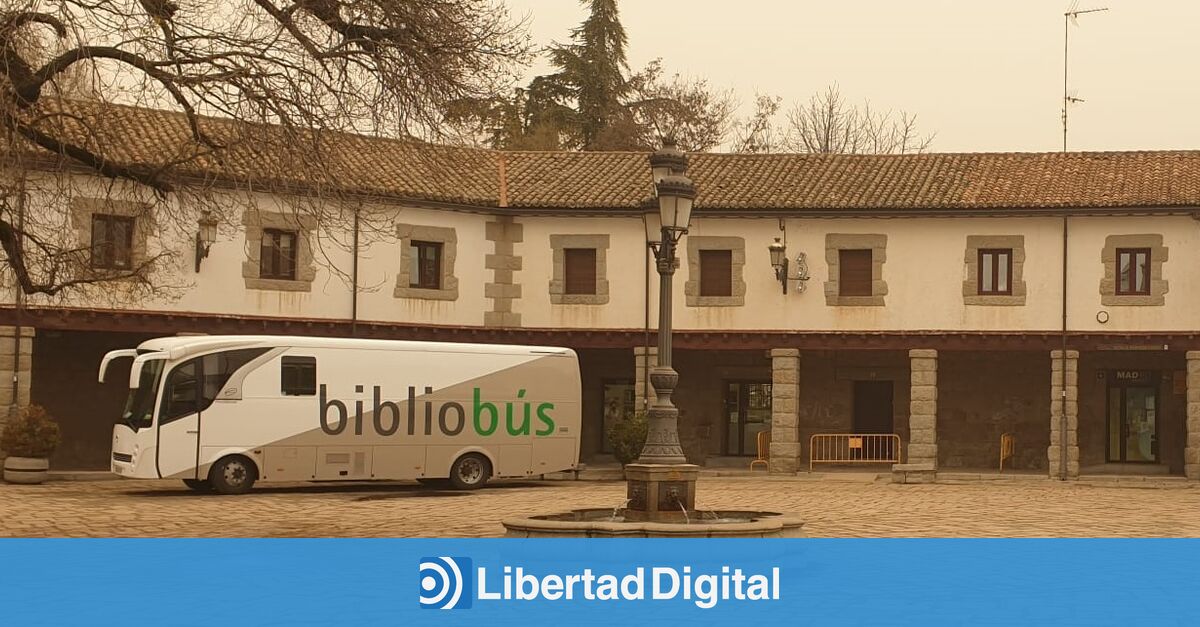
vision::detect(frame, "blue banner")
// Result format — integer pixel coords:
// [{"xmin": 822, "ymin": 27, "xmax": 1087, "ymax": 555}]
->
[{"xmin": 2, "ymin": 539, "xmax": 1198, "ymax": 626}]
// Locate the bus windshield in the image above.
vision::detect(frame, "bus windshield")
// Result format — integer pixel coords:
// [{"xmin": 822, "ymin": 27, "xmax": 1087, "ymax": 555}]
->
[{"xmin": 121, "ymin": 360, "xmax": 164, "ymax": 431}]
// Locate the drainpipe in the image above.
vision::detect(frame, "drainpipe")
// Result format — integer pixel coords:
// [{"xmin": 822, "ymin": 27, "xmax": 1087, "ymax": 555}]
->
[
  {"xmin": 642, "ymin": 214, "xmax": 652, "ymax": 412},
  {"xmin": 1059, "ymin": 214, "xmax": 1069, "ymax": 480},
  {"xmin": 10, "ymin": 180, "xmax": 26, "ymax": 417},
  {"xmin": 350, "ymin": 206, "xmax": 360, "ymax": 338}
]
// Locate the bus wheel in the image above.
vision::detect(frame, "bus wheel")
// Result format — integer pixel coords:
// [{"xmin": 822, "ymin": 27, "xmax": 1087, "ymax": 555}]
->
[
  {"xmin": 449, "ymin": 454, "xmax": 491, "ymax": 490},
  {"xmin": 209, "ymin": 456, "xmax": 257, "ymax": 495},
  {"xmin": 183, "ymin": 479, "xmax": 212, "ymax": 493}
]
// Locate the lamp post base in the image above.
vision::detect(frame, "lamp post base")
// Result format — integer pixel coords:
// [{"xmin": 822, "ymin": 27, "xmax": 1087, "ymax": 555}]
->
[{"xmin": 623, "ymin": 463, "xmax": 700, "ymax": 523}]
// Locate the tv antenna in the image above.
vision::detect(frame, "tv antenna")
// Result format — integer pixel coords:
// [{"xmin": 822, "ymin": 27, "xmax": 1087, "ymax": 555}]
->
[{"xmin": 1062, "ymin": 4, "xmax": 1108, "ymax": 151}]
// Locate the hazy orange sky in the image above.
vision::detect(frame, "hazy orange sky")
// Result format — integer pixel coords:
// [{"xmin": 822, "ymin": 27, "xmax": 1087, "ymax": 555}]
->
[{"xmin": 504, "ymin": 1, "xmax": 1200, "ymax": 153}]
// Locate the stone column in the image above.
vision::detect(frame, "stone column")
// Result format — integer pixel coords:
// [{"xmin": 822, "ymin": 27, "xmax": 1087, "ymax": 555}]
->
[
  {"xmin": 769, "ymin": 349, "xmax": 801, "ymax": 474},
  {"xmin": 1048, "ymin": 349, "xmax": 1080, "ymax": 478},
  {"xmin": 0, "ymin": 326, "xmax": 34, "ymax": 430},
  {"xmin": 1186, "ymin": 352, "xmax": 1200, "ymax": 480},
  {"xmin": 894, "ymin": 349, "xmax": 937, "ymax": 483},
  {"xmin": 633, "ymin": 346, "xmax": 658, "ymax": 413}
]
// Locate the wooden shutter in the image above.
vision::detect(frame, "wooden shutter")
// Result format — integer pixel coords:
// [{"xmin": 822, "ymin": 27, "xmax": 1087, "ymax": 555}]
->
[
  {"xmin": 699, "ymin": 249, "xmax": 733, "ymax": 297},
  {"xmin": 839, "ymin": 249, "xmax": 873, "ymax": 296},
  {"xmin": 563, "ymin": 248, "xmax": 597, "ymax": 294}
]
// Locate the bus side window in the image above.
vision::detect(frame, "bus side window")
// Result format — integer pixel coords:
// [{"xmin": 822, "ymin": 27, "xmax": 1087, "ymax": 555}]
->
[
  {"xmin": 200, "ymin": 348, "xmax": 271, "ymax": 407},
  {"xmin": 281, "ymin": 356, "xmax": 316, "ymax": 396}
]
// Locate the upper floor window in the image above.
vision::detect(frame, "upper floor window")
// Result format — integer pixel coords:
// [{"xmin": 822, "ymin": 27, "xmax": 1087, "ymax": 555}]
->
[
  {"xmin": 409, "ymin": 240, "xmax": 443, "ymax": 289},
  {"xmin": 699, "ymin": 249, "xmax": 733, "ymax": 297},
  {"xmin": 91, "ymin": 214, "xmax": 135, "ymax": 270},
  {"xmin": 260, "ymin": 228, "xmax": 297, "ymax": 280},
  {"xmin": 977, "ymin": 249, "xmax": 1013, "ymax": 295},
  {"xmin": 563, "ymin": 248, "xmax": 597, "ymax": 295},
  {"xmin": 1116, "ymin": 248, "xmax": 1151, "ymax": 295},
  {"xmin": 838, "ymin": 249, "xmax": 873, "ymax": 296}
]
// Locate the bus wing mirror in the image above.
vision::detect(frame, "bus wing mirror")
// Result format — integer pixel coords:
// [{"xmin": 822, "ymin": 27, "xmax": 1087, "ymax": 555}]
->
[
  {"xmin": 98, "ymin": 349, "xmax": 138, "ymax": 383},
  {"xmin": 128, "ymin": 353, "xmax": 166, "ymax": 388}
]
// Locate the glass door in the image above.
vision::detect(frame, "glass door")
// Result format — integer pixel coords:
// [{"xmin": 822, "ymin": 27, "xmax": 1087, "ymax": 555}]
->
[
  {"xmin": 724, "ymin": 382, "xmax": 772, "ymax": 456},
  {"xmin": 1107, "ymin": 384, "xmax": 1158, "ymax": 463}
]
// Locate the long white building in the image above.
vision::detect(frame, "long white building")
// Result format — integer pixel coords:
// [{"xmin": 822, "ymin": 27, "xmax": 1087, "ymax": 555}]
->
[{"xmin": 3, "ymin": 103, "xmax": 1200, "ymax": 480}]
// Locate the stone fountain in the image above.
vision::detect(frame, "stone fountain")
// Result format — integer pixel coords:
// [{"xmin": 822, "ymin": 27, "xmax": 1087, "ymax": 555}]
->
[{"xmin": 502, "ymin": 141, "xmax": 804, "ymax": 539}]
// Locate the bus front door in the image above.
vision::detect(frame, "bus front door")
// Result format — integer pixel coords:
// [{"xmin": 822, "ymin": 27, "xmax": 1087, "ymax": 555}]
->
[{"xmin": 156, "ymin": 358, "xmax": 203, "ymax": 479}]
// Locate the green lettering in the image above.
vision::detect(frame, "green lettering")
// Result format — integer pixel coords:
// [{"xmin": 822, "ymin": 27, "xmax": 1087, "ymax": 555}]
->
[
  {"xmin": 473, "ymin": 388, "xmax": 498, "ymax": 435},
  {"xmin": 506, "ymin": 389, "xmax": 530, "ymax": 436},
  {"xmin": 535, "ymin": 402, "xmax": 556, "ymax": 436}
]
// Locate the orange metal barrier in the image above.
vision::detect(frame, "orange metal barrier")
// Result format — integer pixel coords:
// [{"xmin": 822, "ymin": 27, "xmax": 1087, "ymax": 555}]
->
[
  {"xmin": 809, "ymin": 433, "xmax": 901, "ymax": 471},
  {"xmin": 750, "ymin": 431, "xmax": 771, "ymax": 471},
  {"xmin": 999, "ymin": 433, "xmax": 1015, "ymax": 472}
]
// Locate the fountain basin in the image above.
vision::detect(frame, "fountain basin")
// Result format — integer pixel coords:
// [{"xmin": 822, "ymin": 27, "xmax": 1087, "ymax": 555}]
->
[{"xmin": 502, "ymin": 509, "xmax": 805, "ymax": 538}]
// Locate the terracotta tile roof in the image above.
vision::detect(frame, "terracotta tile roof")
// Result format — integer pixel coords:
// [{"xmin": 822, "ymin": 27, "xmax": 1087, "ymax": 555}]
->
[{"xmin": 20, "ymin": 101, "xmax": 1200, "ymax": 213}]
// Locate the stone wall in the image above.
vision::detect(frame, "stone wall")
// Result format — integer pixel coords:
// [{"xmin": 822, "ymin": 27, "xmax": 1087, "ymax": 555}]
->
[
  {"xmin": 577, "ymin": 348, "xmax": 635, "ymax": 461},
  {"xmin": 29, "ymin": 329, "xmax": 156, "ymax": 469},
  {"xmin": 938, "ymin": 351, "xmax": 1049, "ymax": 470},
  {"xmin": 673, "ymin": 349, "xmax": 771, "ymax": 464},
  {"xmin": 796, "ymin": 350, "xmax": 911, "ymax": 464}
]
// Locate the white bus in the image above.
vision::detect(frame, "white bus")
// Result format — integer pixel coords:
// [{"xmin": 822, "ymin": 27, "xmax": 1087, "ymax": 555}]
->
[{"xmin": 98, "ymin": 336, "xmax": 581, "ymax": 494}]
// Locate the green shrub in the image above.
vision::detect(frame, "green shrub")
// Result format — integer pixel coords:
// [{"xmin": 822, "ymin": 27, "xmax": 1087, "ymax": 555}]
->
[
  {"xmin": 1, "ymin": 405, "xmax": 61, "ymax": 458},
  {"xmin": 606, "ymin": 411, "xmax": 648, "ymax": 466}
]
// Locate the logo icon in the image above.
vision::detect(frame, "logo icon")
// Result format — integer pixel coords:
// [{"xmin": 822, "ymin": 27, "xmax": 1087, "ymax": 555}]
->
[{"xmin": 419, "ymin": 556, "xmax": 472, "ymax": 610}]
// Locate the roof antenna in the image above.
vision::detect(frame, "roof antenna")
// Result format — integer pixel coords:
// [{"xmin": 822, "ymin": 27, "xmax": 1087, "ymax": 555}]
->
[{"xmin": 1063, "ymin": 3, "xmax": 1108, "ymax": 152}]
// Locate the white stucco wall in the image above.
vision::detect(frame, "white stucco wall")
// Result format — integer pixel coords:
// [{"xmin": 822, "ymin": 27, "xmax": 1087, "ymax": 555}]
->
[{"xmin": 3, "ymin": 170, "xmax": 1198, "ymax": 335}]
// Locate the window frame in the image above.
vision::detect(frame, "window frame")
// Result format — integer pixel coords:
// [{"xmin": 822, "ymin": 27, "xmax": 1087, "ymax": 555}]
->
[
  {"xmin": 698, "ymin": 249, "xmax": 734, "ymax": 297},
  {"xmin": 563, "ymin": 247, "xmax": 598, "ymax": 295},
  {"xmin": 281, "ymin": 356, "xmax": 317, "ymax": 397},
  {"xmin": 1115, "ymin": 247, "xmax": 1152, "ymax": 296},
  {"xmin": 260, "ymin": 228, "xmax": 298, "ymax": 280},
  {"xmin": 838, "ymin": 249, "xmax": 874, "ymax": 297},
  {"xmin": 90, "ymin": 213, "xmax": 136, "ymax": 270},
  {"xmin": 977, "ymin": 248, "xmax": 1014, "ymax": 296},
  {"xmin": 409, "ymin": 240, "xmax": 443, "ymax": 290}
]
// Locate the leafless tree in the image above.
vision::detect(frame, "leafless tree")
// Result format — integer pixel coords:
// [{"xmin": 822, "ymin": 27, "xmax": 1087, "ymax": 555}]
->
[
  {"xmin": 628, "ymin": 65, "xmax": 735, "ymax": 153},
  {"xmin": 783, "ymin": 84, "xmax": 933, "ymax": 155},
  {"xmin": 0, "ymin": 0, "xmax": 530, "ymax": 301},
  {"xmin": 728, "ymin": 93, "xmax": 783, "ymax": 154}
]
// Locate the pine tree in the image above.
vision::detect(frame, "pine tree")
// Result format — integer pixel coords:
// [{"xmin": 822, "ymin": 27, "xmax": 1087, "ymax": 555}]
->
[{"xmin": 547, "ymin": 0, "xmax": 631, "ymax": 149}]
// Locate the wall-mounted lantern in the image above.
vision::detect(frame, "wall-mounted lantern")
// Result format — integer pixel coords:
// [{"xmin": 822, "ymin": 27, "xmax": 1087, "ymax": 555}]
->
[
  {"xmin": 769, "ymin": 237, "xmax": 790, "ymax": 293},
  {"xmin": 194, "ymin": 211, "xmax": 218, "ymax": 273},
  {"xmin": 768, "ymin": 223, "xmax": 810, "ymax": 294}
]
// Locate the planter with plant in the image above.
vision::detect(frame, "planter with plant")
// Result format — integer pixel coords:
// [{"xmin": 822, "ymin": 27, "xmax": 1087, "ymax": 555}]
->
[
  {"xmin": 606, "ymin": 411, "xmax": 648, "ymax": 467},
  {"xmin": 1, "ymin": 405, "xmax": 61, "ymax": 484}
]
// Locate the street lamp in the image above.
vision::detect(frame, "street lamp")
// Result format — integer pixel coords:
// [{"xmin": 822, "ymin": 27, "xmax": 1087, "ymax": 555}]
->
[{"xmin": 625, "ymin": 140, "xmax": 700, "ymax": 523}]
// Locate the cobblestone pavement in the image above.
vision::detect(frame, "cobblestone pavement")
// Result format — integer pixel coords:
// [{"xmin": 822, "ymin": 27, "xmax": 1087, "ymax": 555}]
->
[{"xmin": 2, "ymin": 477, "xmax": 1198, "ymax": 537}]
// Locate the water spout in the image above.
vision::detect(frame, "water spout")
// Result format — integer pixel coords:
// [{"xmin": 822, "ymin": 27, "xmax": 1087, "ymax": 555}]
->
[
  {"xmin": 676, "ymin": 497, "xmax": 690, "ymax": 524},
  {"xmin": 611, "ymin": 499, "xmax": 630, "ymax": 521}
]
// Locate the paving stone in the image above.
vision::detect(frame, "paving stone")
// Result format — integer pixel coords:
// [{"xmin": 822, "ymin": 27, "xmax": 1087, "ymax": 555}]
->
[{"xmin": 1, "ymin": 477, "xmax": 1198, "ymax": 538}]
